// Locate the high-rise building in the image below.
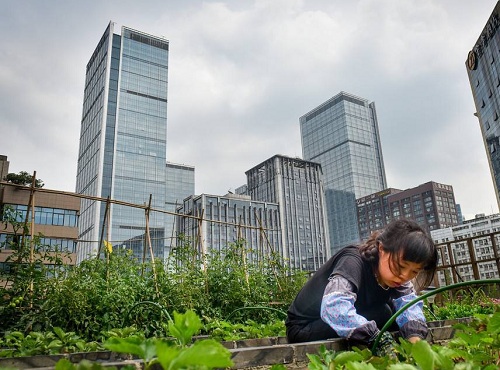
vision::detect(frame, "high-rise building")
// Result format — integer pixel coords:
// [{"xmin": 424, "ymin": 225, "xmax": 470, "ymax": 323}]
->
[
  {"xmin": 466, "ymin": 2, "xmax": 500, "ymax": 211},
  {"xmin": 176, "ymin": 193, "xmax": 281, "ymax": 265},
  {"xmin": 357, "ymin": 181, "xmax": 459, "ymax": 240},
  {"xmin": 76, "ymin": 22, "xmax": 169, "ymax": 262},
  {"xmin": 300, "ymin": 92, "xmax": 387, "ymax": 253},
  {"xmin": 165, "ymin": 162, "xmax": 195, "ymax": 256},
  {"xmin": 245, "ymin": 155, "xmax": 330, "ymax": 271}
]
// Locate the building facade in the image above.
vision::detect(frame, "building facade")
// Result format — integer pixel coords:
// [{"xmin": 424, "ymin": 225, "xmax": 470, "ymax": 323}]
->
[
  {"xmin": 300, "ymin": 92, "xmax": 387, "ymax": 253},
  {"xmin": 76, "ymin": 22, "xmax": 169, "ymax": 262},
  {"xmin": 175, "ymin": 193, "xmax": 281, "ymax": 265},
  {"xmin": 0, "ymin": 155, "xmax": 9, "ymax": 182},
  {"xmin": 165, "ymin": 162, "xmax": 195, "ymax": 257},
  {"xmin": 245, "ymin": 155, "xmax": 330, "ymax": 271},
  {"xmin": 466, "ymin": 1, "xmax": 500, "ymax": 210},
  {"xmin": 0, "ymin": 182, "xmax": 79, "ymax": 268},
  {"xmin": 357, "ymin": 181, "xmax": 460, "ymax": 240},
  {"xmin": 431, "ymin": 213, "xmax": 500, "ymax": 286}
]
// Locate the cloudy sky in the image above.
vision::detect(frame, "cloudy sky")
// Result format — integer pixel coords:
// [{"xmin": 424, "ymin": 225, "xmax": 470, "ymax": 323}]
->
[{"xmin": 1, "ymin": 0, "xmax": 498, "ymax": 220}]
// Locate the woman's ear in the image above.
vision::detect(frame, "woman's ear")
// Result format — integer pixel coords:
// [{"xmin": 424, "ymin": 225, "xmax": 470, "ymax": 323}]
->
[{"xmin": 378, "ymin": 242, "xmax": 384, "ymax": 253}]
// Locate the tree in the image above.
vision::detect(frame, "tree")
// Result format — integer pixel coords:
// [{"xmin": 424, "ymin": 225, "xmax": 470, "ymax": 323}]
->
[{"xmin": 4, "ymin": 171, "xmax": 44, "ymax": 188}]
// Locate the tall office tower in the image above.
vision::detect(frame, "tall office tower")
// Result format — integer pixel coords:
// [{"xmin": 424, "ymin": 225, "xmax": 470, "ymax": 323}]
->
[
  {"xmin": 357, "ymin": 181, "xmax": 459, "ymax": 240},
  {"xmin": 466, "ymin": 2, "xmax": 500, "ymax": 211},
  {"xmin": 245, "ymin": 155, "xmax": 330, "ymax": 272},
  {"xmin": 76, "ymin": 22, "xmax": 169, "ymax": 262},
  {"xmin": 300, "ymin": 92, "xmax": 387, "ymax": 253},
  {"xmin": 165, "ymin": 162, "xmax": 195, "ymax": 257}
]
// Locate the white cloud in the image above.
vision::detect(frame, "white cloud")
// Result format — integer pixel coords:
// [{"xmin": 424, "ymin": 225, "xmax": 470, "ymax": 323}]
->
[{"xmin": 0, "ymin": 0, "xmax": 499, "ymax": 220}]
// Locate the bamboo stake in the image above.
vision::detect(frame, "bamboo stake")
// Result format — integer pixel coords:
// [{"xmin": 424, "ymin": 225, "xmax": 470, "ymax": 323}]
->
[
  {"xmin": 238, "ymin": 216, "xmax": 249, "ymax": 287},
  {"xmin": 28, "ymin": 171, "xmax": 36, "ymax": 309},
  {"xmin": 97, "ymin": 196, "xmax": 111, "ymax": 259},
  {"xmin": 254, "ymin": 211, "xmax": 282, "ymax": 292},
  {"xmin": 145, "ymin": 194, "xmax": 159, "ymax": 296}
]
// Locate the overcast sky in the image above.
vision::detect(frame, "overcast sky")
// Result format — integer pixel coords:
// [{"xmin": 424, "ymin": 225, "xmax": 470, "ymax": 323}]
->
[{"xmin": 1, "ymin": 0, "xmax": 498, "ymax": 220}]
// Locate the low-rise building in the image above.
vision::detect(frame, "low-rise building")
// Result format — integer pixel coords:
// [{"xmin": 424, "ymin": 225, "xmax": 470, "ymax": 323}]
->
[
  {"xmin": 431, "ymin": 213, "xmax": 500, "ymax": 285},
  {"xmin": 0, "ymin": 182, "xmax": 79, "ymax": 268}
]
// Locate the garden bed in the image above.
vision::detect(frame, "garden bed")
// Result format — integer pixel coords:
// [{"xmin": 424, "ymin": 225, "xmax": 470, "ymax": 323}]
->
[{"xmin": 0, "ymin": 318, "xmax": 470, "ymax": 370}]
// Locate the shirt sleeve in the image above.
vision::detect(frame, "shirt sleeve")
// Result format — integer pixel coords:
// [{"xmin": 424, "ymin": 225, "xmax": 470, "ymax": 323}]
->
[
  {"xmin": 392, "ymin": 282, "xmax": 428, "ymax": 340},
  {"xmin": 320, "ymin": 275, "xmax": 379, "ymax": 343}
]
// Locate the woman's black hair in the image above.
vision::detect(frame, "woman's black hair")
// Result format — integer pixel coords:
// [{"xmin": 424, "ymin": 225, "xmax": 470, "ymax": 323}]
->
[{"xmin": 359, "ymin": 219, "xmax": 438, "ymax": 289}]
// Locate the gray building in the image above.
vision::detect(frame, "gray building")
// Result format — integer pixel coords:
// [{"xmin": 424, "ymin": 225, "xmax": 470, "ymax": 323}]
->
[
  {"xmin": 466, "ymin": 2, "xmax": 500, "ymax": 211},
  {"xmin": 357, "ymin": 181, "xmax": 459, "ymax": 240},
  {"xmin": 76, "ymin": 22, "xmax": 169, "ymax": 262},
  {"xmin": 245, "ymin": 155, "xmax": 330, "ymax": 272},
  {"xmin": 300, "ymin": 92, "xmax": 387, "ymax": 253},
  {"xmin": 176, "ymin": 193, "xmax": 281, "ymax": 265},
  {"xmin": 165, "ymin": 162, "xmax": 195, "ymax": 256}
]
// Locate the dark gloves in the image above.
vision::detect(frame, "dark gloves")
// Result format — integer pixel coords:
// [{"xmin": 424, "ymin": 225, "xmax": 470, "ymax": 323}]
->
[{"xmin": 373, "ymin": 331, "xmax": 397, "ymax": 358}]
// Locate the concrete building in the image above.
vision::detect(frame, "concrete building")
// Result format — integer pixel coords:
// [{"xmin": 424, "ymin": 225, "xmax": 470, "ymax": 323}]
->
[
  {"xmin": 245, "ymin": 155, "xmax": 330, "ymax": 271},
  {"xmin": 300, "ymin": 92, "xmax": 387, "ymax": 254},
  {"xmin": 165, "ymin": 162, "xmax": 195, "ymax": 256},
  {"xmin": 431, "ymin": 213, "xmax": 500, "ymax": 285},
  {"xmin": 75, "ymin": 22, "xmax": 169, "ymax": 262},
  {"xmin": 0, "ymin": 182, "xmax": 79, "ymax": 268},
  {"xmin": 176, "ymin": 193, "xmax": 281, "ymax": 265},
  {"xmin": 466, "ymin": 1, "xmax": 500, "ymax": 210},
  {"xmin": 0, "ymin": 155, "xmax": 9, "ymax": 182},
  {"xmin": 357, "ymin": 181, "xmax": 459, "ymax": 240}
]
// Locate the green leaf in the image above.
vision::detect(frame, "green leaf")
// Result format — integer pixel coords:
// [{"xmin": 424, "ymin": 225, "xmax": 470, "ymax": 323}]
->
[
  {"xmin": 168, "ymin": 310, "xmax": 202, "ymax": 346},
  {"xmin": 487, "ymin": 311, "xmax": 500, "ymax": 334},
  {"xmin": 55, "ymin": 359, "xmax": 74, "ymax": 370},
  {"xmin": 306, "ymin": 353, "xmax": 328, "ymax": 370},
  {"xmin": 386, "ymin": 364, "xmax": 418, "ymax": 370},
  {"xmin": 155, "ymin": 341, "xmax": 180, "ymax": 369},
  {"xmin": 104, "ymin": 337, "xmax": 156, "ymax": 361},
  {"xmin": 333, "ymin": 351, "xmax": 364, "ymax": 365},
  {"xmin": 270, "ymin": 365, "xmax": 287, "ymax": 370},
  {"xmin": 170, "ymin": 339, "xmax": 233, "ymax": 369},
  {"xmin": 345, "ymin": 362, "xmax": 378, "ymax": 370},
  {"xmin": 52, "ymin": 327, "xmax": 65, "ymax": 340},
  {"xmin": 411, "ymin": 341, "xmax": 436, "ymax": 370}
]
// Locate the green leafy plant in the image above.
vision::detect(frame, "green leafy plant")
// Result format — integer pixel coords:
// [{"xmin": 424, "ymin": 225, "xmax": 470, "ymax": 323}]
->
[
  {"xmin": 102, "ymin": 310, "xmax": 233, "ymax": 370},
  {"xmin": 204, "ymin": 318, "xmax": 285, "ymax": 341},
  {"xmin": 0, "ymin": 328, "xmax": 101, "ymax": 358}
]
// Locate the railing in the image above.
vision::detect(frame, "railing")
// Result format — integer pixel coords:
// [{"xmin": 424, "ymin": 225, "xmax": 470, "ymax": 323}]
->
[{"xmin": 434, "ymin": 231, "xmax": 500, "ymax": 287}]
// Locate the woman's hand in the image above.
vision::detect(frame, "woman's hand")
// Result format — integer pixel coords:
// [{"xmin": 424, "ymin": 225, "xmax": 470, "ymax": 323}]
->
[{"xmin": 407, "ymin": 336, "xmax": 422, "ymax": 344}]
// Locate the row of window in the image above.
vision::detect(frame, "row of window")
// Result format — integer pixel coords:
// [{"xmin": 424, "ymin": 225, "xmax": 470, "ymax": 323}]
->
[{"xmin": 3, "ymin": 204, "xmax": 78, "ymax": 227}]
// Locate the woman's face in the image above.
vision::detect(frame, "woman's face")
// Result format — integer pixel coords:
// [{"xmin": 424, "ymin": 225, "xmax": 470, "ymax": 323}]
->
[{"xmin": 377, "ymin": 243, "xmax": 423, "ymax": 288}]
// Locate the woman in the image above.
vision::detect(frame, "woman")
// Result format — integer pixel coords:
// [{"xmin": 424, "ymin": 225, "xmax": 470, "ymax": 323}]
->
[{"xmin": 286, "ymin": 219, "xmax": 438, "ymax": 350}]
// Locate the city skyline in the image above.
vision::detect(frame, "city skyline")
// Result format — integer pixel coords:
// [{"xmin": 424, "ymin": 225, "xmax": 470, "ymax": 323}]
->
[{"xmin": 1, "ymin": 0, "xmax": 499, "ymax": 221}]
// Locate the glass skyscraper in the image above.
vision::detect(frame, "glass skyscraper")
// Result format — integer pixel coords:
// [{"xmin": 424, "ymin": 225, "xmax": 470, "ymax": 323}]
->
[
  {"xmin": 300, "ymin": 92, "xmax": 387, "ymax": 253},
  {"xmin": 76, "ymin": 22, "xmax": 169, "ymax": 262},
  {"xmin": 165, "ymin": 162, "xmax": 195, "ymax": 257},
  {"xmin": 466, "ymin": 2, "xmax": 500, "ymax": 211}
]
